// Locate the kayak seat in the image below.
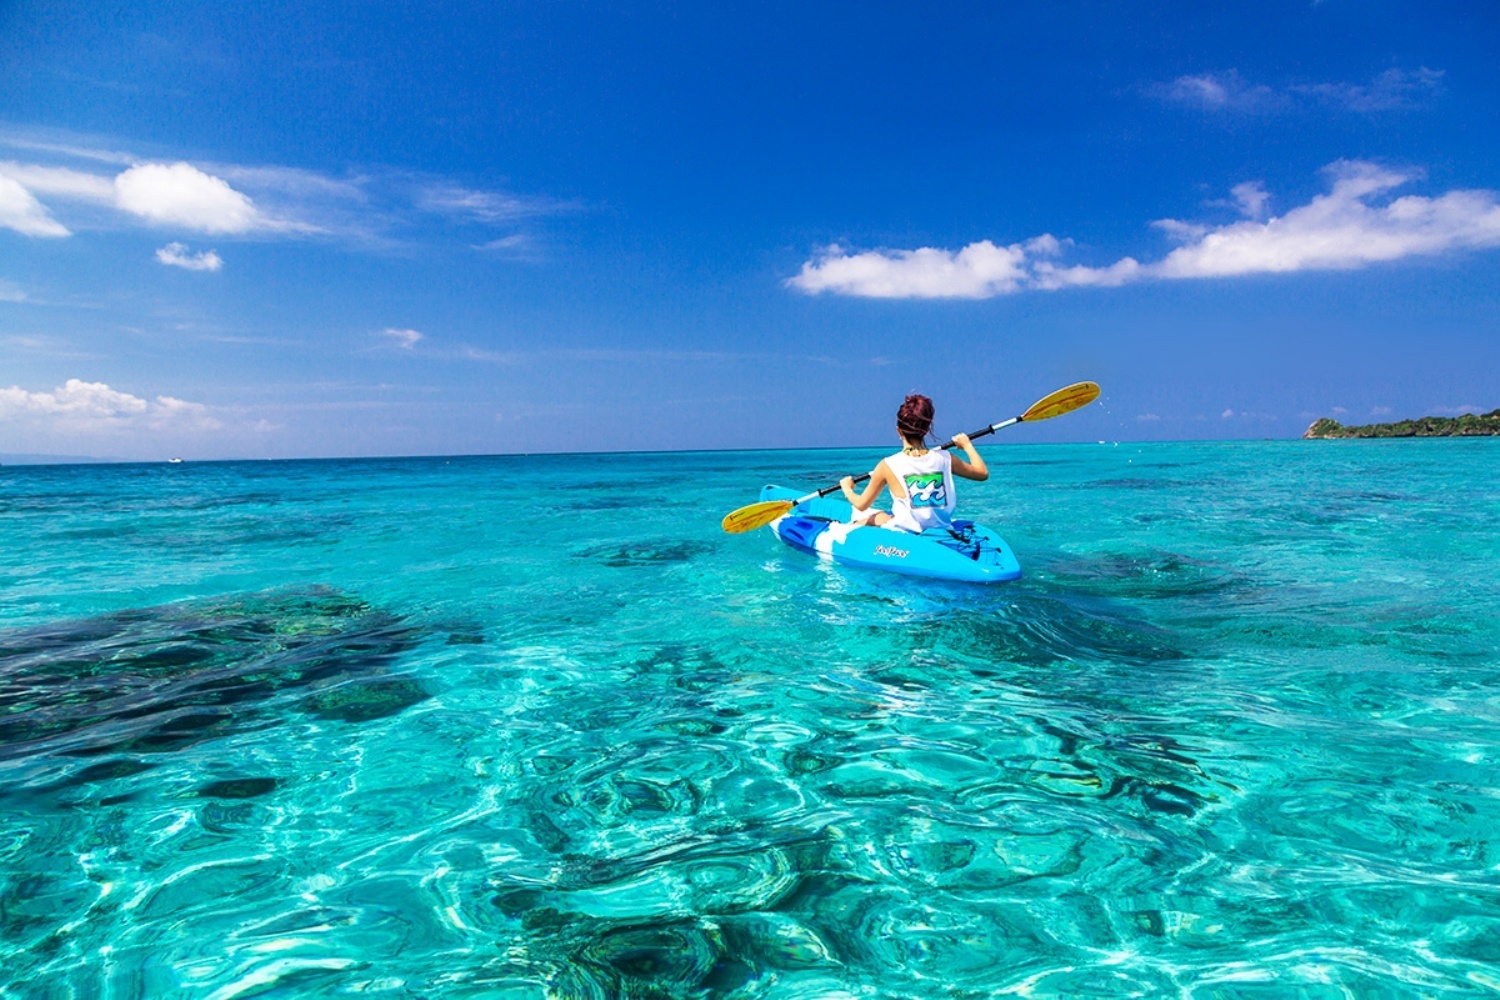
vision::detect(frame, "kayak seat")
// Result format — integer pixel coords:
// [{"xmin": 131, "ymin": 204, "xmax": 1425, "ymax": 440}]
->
[{"xmin": 775, "ymin": 515, "xmax": 831, "ymax": 551}]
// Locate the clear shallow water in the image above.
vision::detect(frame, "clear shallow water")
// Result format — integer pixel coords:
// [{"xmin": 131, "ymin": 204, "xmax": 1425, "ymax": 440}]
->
[{"xmin": 2, "ymin": 441, "xmax": 1498, "ymax": 998}]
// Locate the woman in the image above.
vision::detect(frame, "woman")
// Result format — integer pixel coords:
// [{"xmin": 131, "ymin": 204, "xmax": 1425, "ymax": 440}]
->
[{"xmin": 840, "ymin": 394, "xmax": 989, "ymax": 533}]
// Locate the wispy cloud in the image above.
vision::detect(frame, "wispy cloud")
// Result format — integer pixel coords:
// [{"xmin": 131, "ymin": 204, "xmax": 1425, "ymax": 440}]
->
[
  {"xmin": 789, "ymin": 161, "xmax": 1500, "ymax": 299},
  {"xmin": 1157, "ymin": 70, "xmax": 1287, "ymax": 113},
  {"xmin": 417, "ymin": 183, "xmax": 574, "ymax": 223},
  {"xmin": 378, "ymin": 327, "xmax": 425, "ymax": 350},
  {"xmin": 0, "ymin": 135, "xmax": 137, "ymax": 166},
  {"xmin": 1155, "ymin": 67, "xmax": 1443, "ymax": 115},
  {"xmin": 0, "ymin": 162, "xmax": 116, "ymax": 202},
  {"xmin": 0, "ymin": 280, "xmax": 27, "ymax": 302},
  {"xmin": 210, "ymin": 163, "xmax": 368, "ymax": 202},
  {"xmin": 0, "ymin": 378, "xmax": 221, "ymax": 430},
  {"xmin": 1, "ymin": 333, "xmax": 104, "ymax": 360},
  {"xmin": 0, "ymin": 130, "xmax": 573, "ymax": 250},
  {"xmin": 156, "ymin": 242, "xmax": 224, "ymax": 271},
  {"xmin": 473, "ymin": 233, "xmax": 543, "ymax": 260},
  {"xmin": 475, "ymin": 234, "xmax": 529, "ymax": 252},
  {"xmin": 1295, "ymin": 68, "xmax": 1445, "ymax": 113},
  {"xmin": 458, "ymin": 346, "xmax": 518, "ymax": 362}
]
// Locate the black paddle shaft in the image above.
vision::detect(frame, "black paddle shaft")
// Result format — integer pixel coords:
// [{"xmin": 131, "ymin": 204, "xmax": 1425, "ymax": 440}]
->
[{"xmin": 811, "ymin": 418, "xmax": 1015, "ymax": 499}]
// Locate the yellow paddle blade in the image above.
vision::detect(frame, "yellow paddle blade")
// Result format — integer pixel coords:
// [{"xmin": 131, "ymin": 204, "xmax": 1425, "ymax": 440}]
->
[
  {"xmin": 721, "ymin": 499, "xmax": 795, "ymax": 534},
  {"xmin": 1022, "ymin": 381, "xmax": 1100, "ymax": 422}
]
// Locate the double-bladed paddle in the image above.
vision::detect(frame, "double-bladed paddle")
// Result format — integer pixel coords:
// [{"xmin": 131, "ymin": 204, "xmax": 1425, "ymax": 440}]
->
[{"xmin": 720, "ymin": 381, "xmax": 1101, "ymax": 534}]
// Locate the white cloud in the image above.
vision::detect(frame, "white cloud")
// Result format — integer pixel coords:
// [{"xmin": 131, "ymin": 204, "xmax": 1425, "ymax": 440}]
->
[
  {"xmin": 0, "ymin": 280, "xmax": 26, "ymax": 302},
  {"xmin": 1152, "ymin": 162, "xmax": 1500, "ymax": 278},
  {"xmin": 152, "ymin": 395, "xmax": 223, "ymax": 429},
  {"xmin": 1370, "ymin": 405, "xmax": 1393, "ymax": 416},
  {"xmin": 114, "ymin": 162, "xmax": 260, "ymax": 233},
  {"xmin": 379, "ymin": 327, "xmax": 424, "ymax": 349},
  {"xmin": 1151, "ymin": 218, "xmax": 1209, "ymax": 243},
  {"xmin": 1221, "ymin": 408, "xmax": 1235, "ymax": 419},
  {"xmin": 156, "ymin": 242, "xmax": 223, "ymax": 271},
  {"xmin": 1435, "ymin": 404, "xmax": 1485, "ymax": 416},
  {"xmin": 0, "ymin": 379, "xmax": 220, "ymax": 430},
  {"xmin": 790, "ymin": 162, "xmax": 1500, "ymax": 299},
  {"xmin": 1230, "ymin": 181, "xmax": 1270, "ymax": 219},
  {"xmin": 787, "ymin": 240, "xmax": 1032, "ymax": 298},
  {"xmin": 1031, "ymin": 256, "xmax": 1142, "ymax": 289},
  {"xmin": 0, "ymin": 379, "xmax": 146, "ymax": 423},
  {"xmin": 0, "ymin": 174, "xmax": 70, "ymax": 237},
  {"xmin": 1135, "ymin": 413, "xmax": 1161, "ymax": 422}
]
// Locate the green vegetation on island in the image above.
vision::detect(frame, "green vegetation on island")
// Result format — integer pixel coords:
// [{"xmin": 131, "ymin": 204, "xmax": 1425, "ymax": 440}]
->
[{"xmin": 1303, "ymin": 409, "xmax": 1500, "ymax": 439}]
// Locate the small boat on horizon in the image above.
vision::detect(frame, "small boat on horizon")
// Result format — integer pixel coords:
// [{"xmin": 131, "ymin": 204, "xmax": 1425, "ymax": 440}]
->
[{"xmin": 168, "ymin": 457, "xmax": 184, "ymax": 464}]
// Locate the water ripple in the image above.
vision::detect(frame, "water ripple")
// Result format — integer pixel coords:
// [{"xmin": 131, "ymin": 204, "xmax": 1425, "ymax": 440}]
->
[{"xmin": 2, "ymin": 444, "xmax": 1498, "ymax": 997}]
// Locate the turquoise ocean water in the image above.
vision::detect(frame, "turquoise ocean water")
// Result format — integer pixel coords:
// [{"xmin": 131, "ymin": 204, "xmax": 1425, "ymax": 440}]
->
[{"xmin": 3, "ymin": 440, "xmax": 1499, "ymax": 997}]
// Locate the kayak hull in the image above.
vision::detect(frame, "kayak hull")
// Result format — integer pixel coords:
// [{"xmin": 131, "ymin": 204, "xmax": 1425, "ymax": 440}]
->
[{"xmin": 759, "ymin": 485, "xmax": 1022, "ymax": 584}]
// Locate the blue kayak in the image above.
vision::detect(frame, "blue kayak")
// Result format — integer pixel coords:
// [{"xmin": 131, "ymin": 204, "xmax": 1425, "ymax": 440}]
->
[{"xmin": 759, "ymin": 485, "xmax": 1022, "ymax": 584}]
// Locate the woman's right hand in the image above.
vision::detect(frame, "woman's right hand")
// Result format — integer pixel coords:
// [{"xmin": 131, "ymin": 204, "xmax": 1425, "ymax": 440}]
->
[{"xmin": 839, "ymin": 475, "xmax": 855, "ymax": 495}]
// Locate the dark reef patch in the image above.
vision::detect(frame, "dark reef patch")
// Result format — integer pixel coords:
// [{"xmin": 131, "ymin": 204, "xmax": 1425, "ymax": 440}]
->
[
  {"xmin": 1040, "ymin": 550, "xmax": 1250, "ymax": 601},
  {"xmin": 302, "ymin": 678, "xmax": 428, "ymax": 722},
  {"xmin": 0, "ymin": 588, "xmax": 427, "ymax": 778},
  {"xmin": 198, "ymin": 777, "xmax": 281, "ymax": 799},
  {"xmin": 573, "ymin": 540, "xmax": 719, "ymax": 567},
  {"xmin": 900, "ymin": 593, "xmax": 1189, "ymax": 671}
]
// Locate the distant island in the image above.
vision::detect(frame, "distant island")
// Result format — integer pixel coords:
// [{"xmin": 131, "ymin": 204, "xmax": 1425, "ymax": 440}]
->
[{"xmin": 1304, "ymin": 409, "xmax": 1500, "ymax": 439}]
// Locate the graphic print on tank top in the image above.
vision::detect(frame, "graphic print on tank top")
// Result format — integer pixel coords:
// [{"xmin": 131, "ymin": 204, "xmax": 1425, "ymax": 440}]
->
[{"xmin": 903, "ymin": 471, "xmax": 947, "ymax": 508}]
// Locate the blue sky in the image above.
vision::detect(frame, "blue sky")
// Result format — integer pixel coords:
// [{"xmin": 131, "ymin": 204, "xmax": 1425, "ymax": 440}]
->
[{"xmin": 2, "ymin": 1, "xmax": 1497, "ymax": 460}]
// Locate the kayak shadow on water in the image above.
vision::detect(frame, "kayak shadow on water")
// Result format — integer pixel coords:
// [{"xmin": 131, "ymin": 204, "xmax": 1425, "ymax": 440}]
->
[
  {"xmin": 572, "ymin": 538, "xmax": 721, "ymax": 567},
  {"xmin": 0, "ymin": 587, "xmax": 431, "ymax": 803},
  {"xmin": 904, "ymin": 590, "xmax": 1191, "ymax": 673},
  {"xmin": 769, "ymin": 553, "xmax": 1197, "ymax": 674}
]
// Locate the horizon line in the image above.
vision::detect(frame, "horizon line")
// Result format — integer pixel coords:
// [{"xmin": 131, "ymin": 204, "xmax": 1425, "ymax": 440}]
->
[{"xmin": 6, "ymin": 434, "xmax": 1490, "ymax": 469}]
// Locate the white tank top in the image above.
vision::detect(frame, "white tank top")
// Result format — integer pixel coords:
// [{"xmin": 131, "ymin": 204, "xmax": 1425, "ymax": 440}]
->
[{"xmin": 883, "ymin": 449, "xmax": 955, "ymax": 533}]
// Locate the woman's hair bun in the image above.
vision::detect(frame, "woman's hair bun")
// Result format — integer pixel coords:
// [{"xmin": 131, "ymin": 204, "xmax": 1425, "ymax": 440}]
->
[{"xmin": 896, "ymin": 394, "xmax": 934, "ymax": 441}]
